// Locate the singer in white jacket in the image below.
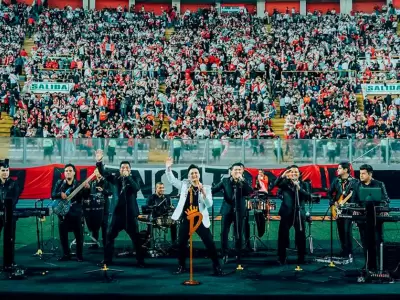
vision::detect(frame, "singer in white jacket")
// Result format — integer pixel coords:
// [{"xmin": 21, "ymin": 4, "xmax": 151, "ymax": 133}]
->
[{"xmin": 165, "ymin": 158, "xmax": 224, "ymax": 276}]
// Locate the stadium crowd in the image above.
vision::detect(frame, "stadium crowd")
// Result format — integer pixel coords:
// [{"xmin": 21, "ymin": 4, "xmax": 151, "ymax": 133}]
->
[{"xmin": 1, "ymin": 1, "xmax": 400, "ymax": 152}]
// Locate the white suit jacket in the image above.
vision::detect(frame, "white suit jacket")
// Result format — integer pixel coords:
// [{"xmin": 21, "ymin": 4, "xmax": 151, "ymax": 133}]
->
[{"xmin": 166, "ymin": 168, "xmax": 213, "ymax": 228}]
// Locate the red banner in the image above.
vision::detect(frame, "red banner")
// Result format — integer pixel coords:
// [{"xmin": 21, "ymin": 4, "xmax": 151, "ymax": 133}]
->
[
  {"xmin": 10, "ymin": 164, "xmax": 351, "ymax": 200},
  {"xmin": 245, "ymin": 165, "xmax": 354, "ymax": 196}
]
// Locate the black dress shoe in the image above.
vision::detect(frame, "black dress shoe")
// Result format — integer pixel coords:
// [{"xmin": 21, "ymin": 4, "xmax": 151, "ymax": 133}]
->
[
  {"xmin": 173, "ymin": 266, "xmax": 187, "ymax": 275},
  {"xmin": 137, "ymin": 261, "xmax": 146, "ymax": 268},
  {"xmin": 58, "ymin": 255, "xmax": 71, "ymax": 261},
  {"xmin": 213, "ymin": 266, "xmax": 225, "ymax": 276}
]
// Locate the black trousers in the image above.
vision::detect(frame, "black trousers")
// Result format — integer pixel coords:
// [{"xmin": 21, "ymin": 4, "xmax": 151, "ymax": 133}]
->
[
  {"xmin": 337, "ymin": 219, "xmax": 353, "ymax": 256},
  {"xmin": 177, "ymin": 219, "xmax": 220, "ymax": 268},
  {"xmin": 245, "ymin": 216, "xmax": 250, "ymax": 246},
  {"xmin": 58, "ymin": 214, "xmax": 84, "ymax": 258},
  {"xmin": 104, "ymin": 213, "xmax": 145, "ymax": 263},
  {"xmin": 278, "ymin": 213, "xmax": 306, "ymax": 263},
  {"xmin": 91, "ymin": 216, "xmax": 109, "ymax": 248},
  {"xmin": 0, "ymin": 218, "xmax": 17, "ymax": 268},
  {"xmin": 358, "ymin": 222, "xmax": 384, "ymax": 270},
  {"xmin": 220, "ymin": 212, "xmax": 247, "ymax": 255},
  {"xmin": 0, "ymin": 219, "xmax": 17, "ymax": 239}
]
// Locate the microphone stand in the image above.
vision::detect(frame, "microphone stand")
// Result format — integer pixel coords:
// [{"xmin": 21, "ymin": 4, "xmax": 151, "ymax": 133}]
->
[
  {"xmin": 233, "ymin": 181, "xmax": 244, "ymax": 271},
  {"xmin": 313, "ymin": 197, "xmax": 345, "ymax": 281},
  {"xmin": 293, "ymin": 181, "xmax": 305, "ymax": 273},
  {"xmin": 280, "ymin": 181, "xmax": 310, "ymax": 279},
  {"xmin": 117, "ymin": 176, "xmax": 131, "ymax": 257},
  {"xmin": 33, "ymin": 199, "xmax": 56, "ymax": 261},
  {"xmin": 86, "ymin": 170, "xmax": 123, "ymax": 283}
]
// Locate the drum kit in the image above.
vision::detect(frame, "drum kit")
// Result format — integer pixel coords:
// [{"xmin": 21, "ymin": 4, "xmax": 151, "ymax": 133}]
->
[
  {"xmin": 139, "ymin": 202, "xmax": 176, "ymax": 257},
  {"xmin": 245, "ymin": 191, "xmax": 276, "ymax": 251},
  {"xmin": 70, "ymin": 196, "xmax": 108, "ymax": 250}
]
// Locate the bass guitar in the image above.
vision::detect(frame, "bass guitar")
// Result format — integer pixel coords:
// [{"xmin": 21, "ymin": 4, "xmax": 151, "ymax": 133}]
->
[
  {"xmin": 331, "ymin": 191, "xmax": 353, "ymax": 219},
  {"xmin": 52, "ymin": 173, "xmax": 96, "ymax": 217}
]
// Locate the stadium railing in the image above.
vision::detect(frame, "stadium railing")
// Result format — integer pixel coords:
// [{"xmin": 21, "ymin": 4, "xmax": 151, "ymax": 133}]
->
[{"xmin": 2, "ymin": 137, "xmax": 399, "ymax": 166}]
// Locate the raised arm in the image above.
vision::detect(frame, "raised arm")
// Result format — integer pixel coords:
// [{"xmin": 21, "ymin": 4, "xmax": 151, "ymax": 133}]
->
[
  {"xmin": 95, "ymin": 149, "xmax": 116, "ymax": 184},
  {"xmin": 165, "ymin": 157, "xmax": 182, "ymax": 190},
  {"xmin": 275, "ymin": 169, "xmax": 291, "ymax": 189}
]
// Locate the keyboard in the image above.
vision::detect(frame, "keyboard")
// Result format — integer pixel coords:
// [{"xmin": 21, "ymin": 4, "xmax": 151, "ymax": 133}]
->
[
  {"xmin": 337, "ymin": 214, "xmax": 400, "ymax": 222},
  {"xmin": 0, "ymin": 207, "xmax": 51, "ymax": 218}
]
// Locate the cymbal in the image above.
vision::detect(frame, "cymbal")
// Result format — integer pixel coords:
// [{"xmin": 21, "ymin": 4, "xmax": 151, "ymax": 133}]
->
[{"xmin": 257, "ymin": 191, "xmax": 269, "ymax": 195}]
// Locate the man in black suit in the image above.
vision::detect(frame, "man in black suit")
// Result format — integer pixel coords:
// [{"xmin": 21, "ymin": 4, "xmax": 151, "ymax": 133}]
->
[
  {"xmin": 275, "ymin": 165, "xmax": 310, "ymax": 265},
  {"xmin": 352, "ymin": 164, "xmax": 390, "ymax": 270},
  {"xmin": 52, "ymin": 163, "xmax": 89, "ymax": 262},
  {"xmin": 212, "ymin": 162, "xmax": 253, "ymax": 263},
  {"xmin": 327, "ymin": 162, "xmax": 358, "ymax": 258},
  {"xmin": 0, "ymin": 159, "xmax": 21, "ymax": 270},
  {"xmin": 95, "ymin": 149, "xmax": 145, "ymax": 267}
]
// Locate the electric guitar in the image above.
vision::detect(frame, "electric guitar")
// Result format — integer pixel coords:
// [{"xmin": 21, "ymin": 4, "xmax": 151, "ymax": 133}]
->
[
  {"xmin": 52, "ymin": 173, "xmax": 96, "ymax": 217},
  {"xmin": 331, "ymin": 191, "xmax": 353, "ymax": 219}
]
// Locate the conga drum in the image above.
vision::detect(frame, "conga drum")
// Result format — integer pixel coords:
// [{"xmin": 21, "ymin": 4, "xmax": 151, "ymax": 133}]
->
[{"xmin": 83, "ymin": 196, "xmax": 105, "ymax": 233}]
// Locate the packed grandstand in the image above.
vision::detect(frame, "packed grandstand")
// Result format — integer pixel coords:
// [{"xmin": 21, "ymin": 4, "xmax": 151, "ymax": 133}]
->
[{"xmin": 1, "ymin": 1, "xmax": 400, "ymax": 164}]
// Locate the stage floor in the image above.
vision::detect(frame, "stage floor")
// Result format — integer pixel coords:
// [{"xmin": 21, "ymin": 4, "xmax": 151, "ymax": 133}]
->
[{"xmin": 0, "ymin": 243, "xmax": 399, "ymax": 299}]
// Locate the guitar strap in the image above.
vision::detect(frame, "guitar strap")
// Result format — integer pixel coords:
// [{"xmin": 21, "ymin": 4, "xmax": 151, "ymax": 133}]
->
[{"xmin": 339, "ymin": 176, "xmax": 352, "ymax": 196}]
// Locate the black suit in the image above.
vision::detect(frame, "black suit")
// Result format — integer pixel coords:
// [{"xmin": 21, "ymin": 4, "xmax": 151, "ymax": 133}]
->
[
  {"xmin": 352, "ymin": 179, "xmax": 390, "ymax": 270},
  {"xmin": 96, "ymin": 161, "xmax": 145, "ymax": 264},
  {"xmin": 328, "ymin": 176, "xmax": 358, "ymax": 257},
  {"xmin": 212, "ymin": 177, "xmax": 253, "ymax": 256},
  {"xmin": 146, "ymin": 194, "xmax": 177, "ymax": 243},
  {"xmin": 52, "ymin": 179, "xmax": 89, "ymax": 259},
  {"xmin": 0, "ymin": 178, "xmax": 20, "ymax": 269},
  {"xmin": 275, "ymin": 176, "xmax": 310, "ymax": 264}
]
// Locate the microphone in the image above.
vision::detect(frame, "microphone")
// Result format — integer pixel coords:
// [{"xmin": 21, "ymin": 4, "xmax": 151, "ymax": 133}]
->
[
  {"xmin": 292, "ymin": 178, "xmax": 300, "ymax": 189},
  {"xmin": 122, "ymin": 176, "xmax": 126, "ymax": 190}
]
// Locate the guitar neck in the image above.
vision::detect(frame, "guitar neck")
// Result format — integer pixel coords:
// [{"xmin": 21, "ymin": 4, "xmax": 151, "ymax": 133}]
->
[
  {"xmin": 67, "ymin": 173, "xmax": 96, "ymax": 201},
  {"xmin": 339, "ymin": 191, "xmax": 353, "ymax": 205}
]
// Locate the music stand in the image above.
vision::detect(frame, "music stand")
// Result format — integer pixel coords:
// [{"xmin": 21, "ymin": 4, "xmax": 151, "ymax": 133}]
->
[
  {"xmin": 359, "ymin": 187, "xmax": 382, "ymax": 204},
  {"xmin": 359, "ymin": 187, "xmax": 382, "ymax": 273}
]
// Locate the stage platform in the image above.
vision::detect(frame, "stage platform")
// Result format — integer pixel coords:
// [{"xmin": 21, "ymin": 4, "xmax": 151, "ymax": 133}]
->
[
  {"xmin": 2, "ymin": 199, "xmax": 400, "ymax": 299},
  {"xmin": 0, "ymin": 242, "xmax": 399, "ymax": 299}
]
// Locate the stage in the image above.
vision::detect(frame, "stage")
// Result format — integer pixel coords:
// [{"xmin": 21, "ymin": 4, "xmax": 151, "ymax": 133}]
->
[
  {"xmin": 1, "ymin": 199, "xmax": 400, "ymax": 299},
  {"xmin": 0, "ymin": 240, "xmax": 399, "ymax": 299}
]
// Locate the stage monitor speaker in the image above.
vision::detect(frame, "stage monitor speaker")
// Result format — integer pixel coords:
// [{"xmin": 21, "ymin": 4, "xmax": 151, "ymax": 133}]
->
[{"xmin": 383, "ymin": 242, "xmax": 400, "ymax": 273}]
